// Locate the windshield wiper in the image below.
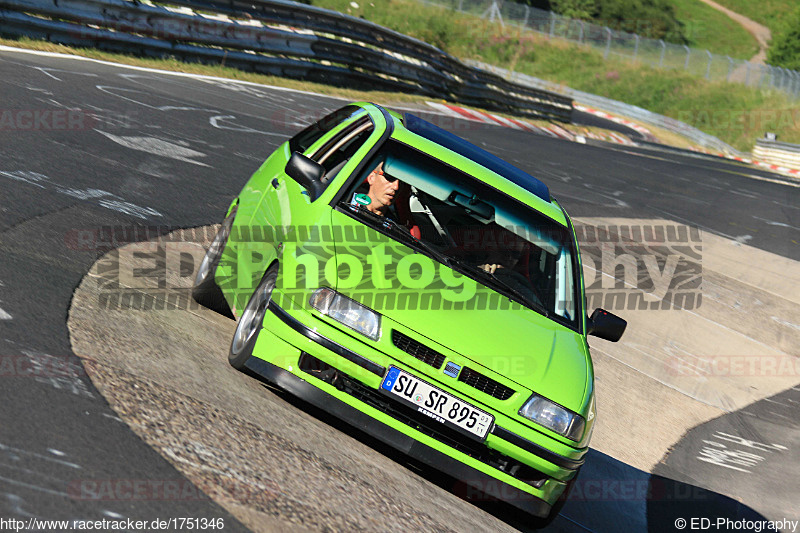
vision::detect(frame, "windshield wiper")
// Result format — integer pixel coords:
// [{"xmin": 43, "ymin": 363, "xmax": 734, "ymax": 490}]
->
[
  {"xmin": 449, "ymin": 259, "xmax": 550, "ymax": 318},
  {"xmin": 342, "ymin": 203, "xmax": 453, "ymax": 267}
]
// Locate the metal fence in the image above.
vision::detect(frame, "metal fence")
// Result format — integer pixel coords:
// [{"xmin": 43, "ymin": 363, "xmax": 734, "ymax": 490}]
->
[{"xmin": 420, "ymin": 0, "xmax": 800, "ymax": 99}]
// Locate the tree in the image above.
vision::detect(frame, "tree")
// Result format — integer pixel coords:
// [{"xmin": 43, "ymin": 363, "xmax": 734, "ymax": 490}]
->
[
  {"xmin": 767, "ymin": 6, "xmax": 800, "ymax": 70},
  {"xmin": 519, "ymin": 0, "xmax": 687, "ymax": 44},
  {"xmin": 551, "ymin": 0, "xmax": 596, "ymax": 20},
  {"xmin": 591, "ymin": 0, "xmax": 687, "ymax": 44}
]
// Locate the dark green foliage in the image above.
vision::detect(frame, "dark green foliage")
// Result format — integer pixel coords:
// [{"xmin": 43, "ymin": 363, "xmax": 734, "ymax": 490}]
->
[
  {"xmin": 767, "ymin": 6, "xmax": 800, "ymax": 70},
  {"xmin": 519, "ymin": 0, "xmax": 688, "ymax": 44},
  {"xmin": 551, "ymin": 0, "xmax": 596, "ymax": 20},
  {"xmin": 591, "ymin": 0, "xmax": 687, "ymax": 43}
]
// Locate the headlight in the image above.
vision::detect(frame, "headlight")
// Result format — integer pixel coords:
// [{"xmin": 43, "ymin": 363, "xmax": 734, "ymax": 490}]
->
[
  {"xmin": 518, "ymin": 394, "xmax": 586, "ymax": 442},
  {"xmin": 309, "ymin": 288, "xmax": 381, "ymax": 341}
]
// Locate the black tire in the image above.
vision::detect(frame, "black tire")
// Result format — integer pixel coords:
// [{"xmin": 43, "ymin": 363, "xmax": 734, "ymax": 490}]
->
[
  {"xmin": 192, "ymin": 206, "xmax": 236, "ymax": 319},
  {"xmin": 228, "ymin": 264, "xmax": 279, "ymax": 370}
]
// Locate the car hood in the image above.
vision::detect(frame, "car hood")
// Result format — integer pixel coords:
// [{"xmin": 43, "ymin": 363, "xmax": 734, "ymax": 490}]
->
[{"xmin": 378, "ymin": 306, "xmax": 591, "ymax": 411}]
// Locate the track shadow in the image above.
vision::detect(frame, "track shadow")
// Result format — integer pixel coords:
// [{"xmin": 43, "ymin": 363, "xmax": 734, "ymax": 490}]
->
[
  {"xmin": 252, "ymin": 379, "xmax": 772, "ymax": 532},
  {"xmin": 645, "ymin": 473, "xmax": 776, "ymax": 533}
]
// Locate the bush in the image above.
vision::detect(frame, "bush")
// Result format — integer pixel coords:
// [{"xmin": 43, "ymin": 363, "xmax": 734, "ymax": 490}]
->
[
  {"xmin": 526, "ymin": 0, "xmax": 688, "ymax": 43},
  {"xmin": 766, "ymin": 6, "xmax": 800, "ymax": 70}
]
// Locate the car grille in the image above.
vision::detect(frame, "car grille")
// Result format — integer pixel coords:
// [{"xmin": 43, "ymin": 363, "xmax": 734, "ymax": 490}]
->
[
  {"xmin": 391, "ymin": 330, "xmax": 446, "ymax": 369},
  {"xmin": 458, "ymin": 367, "xmax": 515, "ymax": 401}
]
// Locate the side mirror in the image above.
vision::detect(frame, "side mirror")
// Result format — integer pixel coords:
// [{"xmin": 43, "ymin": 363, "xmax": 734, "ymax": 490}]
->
[
  {"xmin": 285, "ymin": 152, "xmax": 325, "ymax": 201},
  {"xmin": 587, "ymin": 308, "xmax": 627, "ymax": 342}
]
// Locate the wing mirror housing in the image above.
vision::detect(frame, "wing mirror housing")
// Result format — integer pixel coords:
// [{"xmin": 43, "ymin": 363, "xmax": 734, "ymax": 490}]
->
[
  {"xmin": 587, "ymin": 308, "xmax": 627, "ymax": 342},
  {"xmin": 285, "ymin": 152, "xmax": 326, "ymax": 201}
]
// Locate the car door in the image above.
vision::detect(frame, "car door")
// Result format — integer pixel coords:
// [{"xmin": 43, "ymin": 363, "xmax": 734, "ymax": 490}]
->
[{"xmin": 255, "ymin": 108, "xmax": 384, "ymax": 310}]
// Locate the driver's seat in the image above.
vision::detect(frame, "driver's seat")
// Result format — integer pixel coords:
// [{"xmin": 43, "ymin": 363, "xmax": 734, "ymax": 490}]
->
[{"xmin": 394, "ymin": 183, "xmax": 421, "ymax": 239}]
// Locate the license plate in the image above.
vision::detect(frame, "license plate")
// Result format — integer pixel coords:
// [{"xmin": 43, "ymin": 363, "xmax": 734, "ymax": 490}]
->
[{"xmin": 381, "ymin": 366, "xmax": 494, "ymax": 440}]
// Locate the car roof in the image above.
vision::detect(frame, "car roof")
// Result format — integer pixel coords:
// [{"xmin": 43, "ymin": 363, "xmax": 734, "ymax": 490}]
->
[
  {"xmin": 373, "ymin": 104, "xmax": 567, "ymax": 226},
  {"xmin": 402, "ymin": 113, "xmax": 551, "ymax": 203}
]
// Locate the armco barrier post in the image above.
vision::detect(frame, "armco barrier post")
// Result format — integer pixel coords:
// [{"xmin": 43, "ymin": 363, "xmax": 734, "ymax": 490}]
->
[
  {"xmin": 603, "ymin": 27, "xmax": 611, "ymax": 59},
  {"xmin": 705, "ymin": 50, "xmax": 712, "ymax": 80},
  {"xmin": 659, "ymin": 40, "xmax": 665, "ymax": 67}
]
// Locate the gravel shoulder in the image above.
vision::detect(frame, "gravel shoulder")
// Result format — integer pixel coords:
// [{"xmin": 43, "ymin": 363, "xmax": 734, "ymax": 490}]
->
[{"xmin": 67, "ymin": 230, "xmax": 523, "ymax": 533}]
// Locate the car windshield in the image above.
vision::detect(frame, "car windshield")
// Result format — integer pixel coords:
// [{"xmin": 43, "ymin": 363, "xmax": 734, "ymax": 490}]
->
[{"xmin": 338, "ymin": 140, "xmax": 579, "ymax": 329}]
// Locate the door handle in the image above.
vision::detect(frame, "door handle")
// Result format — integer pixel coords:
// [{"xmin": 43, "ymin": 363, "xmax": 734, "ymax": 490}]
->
[{"xmin": 271, "ymin": 178, "xmax": 279, "ymax": 189}]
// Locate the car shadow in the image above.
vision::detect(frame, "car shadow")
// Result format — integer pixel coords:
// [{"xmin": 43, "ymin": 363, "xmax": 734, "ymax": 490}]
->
[{"xmin": 252, "ymin": 379, "xmax": 771, "ymax": 533}]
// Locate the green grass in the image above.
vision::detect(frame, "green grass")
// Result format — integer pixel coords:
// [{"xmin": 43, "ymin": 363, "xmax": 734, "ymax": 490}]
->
[
  {"xmin": 711, "ymin": 0, "xmax": 795, "ymax": 36},
  {"xmin": 499, "ymin": 34, "xmax": 799, "ymax": 150},
  {"xmin": 669, "ymin": 0, "xmax": 759, "ymax": 59},
  {"xmin": 310, "ymin": 0, "xmax": 800, "ymax": 151}
]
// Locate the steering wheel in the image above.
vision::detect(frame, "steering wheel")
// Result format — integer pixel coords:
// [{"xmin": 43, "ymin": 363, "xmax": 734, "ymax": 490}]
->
[{"xmin": 493, "ymin": 267, "xmax": 545, "ymax": 309}]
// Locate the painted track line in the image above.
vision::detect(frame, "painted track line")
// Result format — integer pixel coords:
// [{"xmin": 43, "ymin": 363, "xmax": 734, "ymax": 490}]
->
[{"xmin": 426, "ymin": 102, "xmax": 576, "ymax": 140}]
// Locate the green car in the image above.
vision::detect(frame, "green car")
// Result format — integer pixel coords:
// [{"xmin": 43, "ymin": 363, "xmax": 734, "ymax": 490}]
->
[{"xmin": 193, "ymin": 102, "xmax": 626, "ymax": 524}]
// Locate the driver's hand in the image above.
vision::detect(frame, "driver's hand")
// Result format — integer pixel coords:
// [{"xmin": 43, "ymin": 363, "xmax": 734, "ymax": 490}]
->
[{"xmin": 478, "ymin": 264, "xmax": 504, "ymax": 274}]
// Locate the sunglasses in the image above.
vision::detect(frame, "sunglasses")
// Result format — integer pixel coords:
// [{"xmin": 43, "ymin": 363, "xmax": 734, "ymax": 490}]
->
[{"xmin": 372, "ymin": 168, "xmax": 398, "ymax": 183}]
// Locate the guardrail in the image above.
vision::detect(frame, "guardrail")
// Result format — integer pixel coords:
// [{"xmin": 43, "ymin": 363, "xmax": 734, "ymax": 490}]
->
[
  {"xmin": 753, "ymin": 139, "xmax": 800, "ymax": 170},
  {"xmin": 0, "ymin": 0, "xmax": 573, "ymax": 122}
]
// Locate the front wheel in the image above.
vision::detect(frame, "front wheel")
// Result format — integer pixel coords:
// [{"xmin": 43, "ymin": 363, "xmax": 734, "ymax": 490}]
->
[
  {"xmin": 229, "ymin": 264, "xmax": 278, "ymax": 370},
  {"xmin": 192, "ymin": 206, "xmax": 236, "ymax": 318}
]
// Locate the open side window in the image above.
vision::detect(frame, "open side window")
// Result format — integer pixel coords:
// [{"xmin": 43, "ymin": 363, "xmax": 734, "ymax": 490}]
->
[
  {"xmin": 288, "ymin": 105, "xmax": 364, "ymax": 155},
  {"xmin": 311, "ymin": 116, "xmax": 375, "ymax": 185}
]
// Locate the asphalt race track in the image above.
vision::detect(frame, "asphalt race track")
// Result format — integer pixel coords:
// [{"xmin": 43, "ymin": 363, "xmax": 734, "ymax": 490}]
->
[{"xmin": 1, "ymin": 46, "xmax": 798, "ymax": 532}]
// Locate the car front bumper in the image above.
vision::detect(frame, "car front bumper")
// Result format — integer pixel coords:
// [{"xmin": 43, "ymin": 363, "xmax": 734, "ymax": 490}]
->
[{"xmin": 246, "ymin": 296, "xmax": 586, "ymax": 517}]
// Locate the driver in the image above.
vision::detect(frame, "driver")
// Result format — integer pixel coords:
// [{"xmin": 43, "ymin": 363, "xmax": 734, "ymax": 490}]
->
[{"xmin": 365, "ymin": 162, "xmax": 399, "ymax": 217}]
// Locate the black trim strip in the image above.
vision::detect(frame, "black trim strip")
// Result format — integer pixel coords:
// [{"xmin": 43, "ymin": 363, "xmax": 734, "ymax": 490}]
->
[
  {"xmin": 328, "ymin": 103, "xmax": 396, "ymax": 209},
  {"xmin": 243, "ymin": 357, "xmax": 551, "ymax": 518},
  {"xmin": 267, "ymin": 300, "xmax": 385, "ymax": 377},
  {"xmin": 492, "ymin": 425, "xmax": 585, "ymax": 471}
]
